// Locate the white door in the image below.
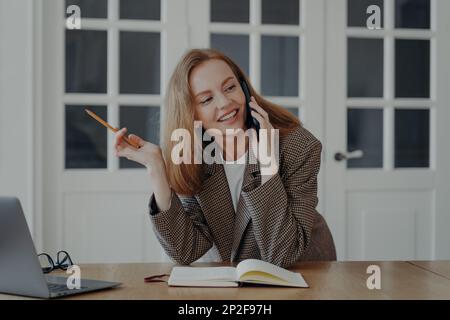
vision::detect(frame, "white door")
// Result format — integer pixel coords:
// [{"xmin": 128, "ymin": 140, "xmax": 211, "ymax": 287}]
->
[
  {"xmin": 41, "ymin": 0, "xmax": 189, "ymax": 263},
  {"xmin": 325, "ymin": 0, "xmax": 450, "ymax": 260}
]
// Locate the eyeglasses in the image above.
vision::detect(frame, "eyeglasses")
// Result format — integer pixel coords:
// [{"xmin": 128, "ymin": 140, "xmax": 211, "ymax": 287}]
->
[{"xmin": 38, "ymin": 251, "xmax": 74, "ymax": 274}]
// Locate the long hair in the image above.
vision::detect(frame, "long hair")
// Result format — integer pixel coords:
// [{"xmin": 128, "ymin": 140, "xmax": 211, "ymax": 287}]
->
[{"xmin": 163, "ymin": 48, "xmax": 301, "ymax": 196}]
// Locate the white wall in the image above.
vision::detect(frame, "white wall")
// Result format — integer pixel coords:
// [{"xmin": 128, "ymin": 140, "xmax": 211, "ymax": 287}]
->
[{"xmin": 0, "ymin": 0, "xmax": 36, "ymax": 240}]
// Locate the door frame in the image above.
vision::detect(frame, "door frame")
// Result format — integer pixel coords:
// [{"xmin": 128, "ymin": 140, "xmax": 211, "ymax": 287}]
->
[{"xmin": 433, "ymin": 0, "xmax": 450, "ymax": 259}]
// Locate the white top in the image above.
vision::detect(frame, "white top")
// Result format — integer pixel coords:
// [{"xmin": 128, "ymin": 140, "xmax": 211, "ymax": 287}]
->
[
  {"xmin": 197, "ymin": 150, "xmax": 247, "ymax": 263},
  {"xmin": 222, "ymin": 151, "xmax": 247, "ymax": 212}
]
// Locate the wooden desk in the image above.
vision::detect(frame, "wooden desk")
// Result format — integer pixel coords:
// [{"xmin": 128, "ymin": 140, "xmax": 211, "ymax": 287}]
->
[
  {"xmin": 408, "ymin": 261, "xmax": 450, "ymax": 280},
  {"xmin": 1, "ymin": 261, "xmax": 450, "ymax": 300}
]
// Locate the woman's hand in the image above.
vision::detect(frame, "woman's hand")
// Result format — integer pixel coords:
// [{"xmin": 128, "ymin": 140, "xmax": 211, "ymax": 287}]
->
[
  {"xmin": 114, "ymin": 128, "xmax": 165, "ymax": 173},
  {"xmin": 249, "ymin": 96, "xmax": 279, "ymax": 182},
  {"xmin": 249, "ymin": 96, "xmax": 275, "ymax": 133}
]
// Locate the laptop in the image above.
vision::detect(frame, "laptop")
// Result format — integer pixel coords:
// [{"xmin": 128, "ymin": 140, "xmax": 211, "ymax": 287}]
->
[{"xmin": 0, "ymin": 197, "xmax": 121, "ymax": 298}]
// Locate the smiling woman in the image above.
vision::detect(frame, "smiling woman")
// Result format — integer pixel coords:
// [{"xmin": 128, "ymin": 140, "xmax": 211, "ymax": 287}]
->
[{"xmin": 114, "ymin": 48, "xmax": 336, "ymax": 267}]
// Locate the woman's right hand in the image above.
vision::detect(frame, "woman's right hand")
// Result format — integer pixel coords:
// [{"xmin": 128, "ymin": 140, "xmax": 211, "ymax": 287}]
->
[{"xmin": 114, "ymin": 127, "xmax": 165, "ymax": 173}]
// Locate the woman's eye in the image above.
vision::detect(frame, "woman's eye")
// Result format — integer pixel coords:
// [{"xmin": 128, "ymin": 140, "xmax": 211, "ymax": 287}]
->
[
  {"xmin": 201, "ymin": 97, "xmax": 212, "ymax": 105},
  {"xmin": 226, "ymin": 85, "xmax": 236, "ymax": 92}
]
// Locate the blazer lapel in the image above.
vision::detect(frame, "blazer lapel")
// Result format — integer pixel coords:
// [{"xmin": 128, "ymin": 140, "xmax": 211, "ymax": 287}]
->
[
  {"xmin": 231, "ymin": 148, "xmax": 261, "ymax": 261},
  {"xmin": 196, "ymin": 162, "xmax": 236, "ymax": 261}
]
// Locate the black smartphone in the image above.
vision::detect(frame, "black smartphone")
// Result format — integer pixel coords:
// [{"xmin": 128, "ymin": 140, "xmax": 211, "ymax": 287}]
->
[{"xmin": 240, "ymin": 79, "xmax": 260, "ymax": 137}]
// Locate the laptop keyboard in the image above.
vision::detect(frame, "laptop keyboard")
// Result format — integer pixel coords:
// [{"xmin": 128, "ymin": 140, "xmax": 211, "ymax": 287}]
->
[{"xmin": 47, "ymin": 282, "xmax": 86, "ymax": 292}]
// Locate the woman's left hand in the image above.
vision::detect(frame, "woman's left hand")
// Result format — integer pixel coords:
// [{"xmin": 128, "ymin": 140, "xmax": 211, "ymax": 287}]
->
[{"xmin": 249, "ymin": 96, "xmax": 279, "ymax": 182}]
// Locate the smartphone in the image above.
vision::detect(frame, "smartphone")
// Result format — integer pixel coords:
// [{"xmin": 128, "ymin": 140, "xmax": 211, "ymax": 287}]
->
[{"xmin": 240, "ymin": 79, "xmax": 260, "ymax": 138}]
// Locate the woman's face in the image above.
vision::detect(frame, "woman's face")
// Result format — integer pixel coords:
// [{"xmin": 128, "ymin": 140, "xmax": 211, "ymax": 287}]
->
[{"xmin": 190, "ymin": 59, "xmax": 247, "ymax": 134}]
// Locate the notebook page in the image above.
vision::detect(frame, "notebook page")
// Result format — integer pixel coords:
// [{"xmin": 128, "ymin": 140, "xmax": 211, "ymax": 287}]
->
[
  {"xmin": 167, "ymin": 280, "xmax": 239, "ymax": 287},
  {"xmin": 236, "ymin": 259, "xmax": 307, "ymax": 286},
  {"xmin": 169, "ymin": 266, "xmax": 237, "ymax": 282}
]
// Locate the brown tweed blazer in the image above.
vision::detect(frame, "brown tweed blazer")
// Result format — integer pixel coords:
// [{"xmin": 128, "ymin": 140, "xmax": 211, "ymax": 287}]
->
[{"xmin": 148, "ymin": 125, "xmax": 336, "ymax": 268}]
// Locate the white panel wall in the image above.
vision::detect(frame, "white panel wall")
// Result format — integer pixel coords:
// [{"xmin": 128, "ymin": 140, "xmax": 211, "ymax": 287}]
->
[
  {"xmin": 0, "ymin": 1, "xmax": 35, "ymax": 236},
  {"xmin": 347, "ymin": 191, "xmax": 433, "ymax": 261}
]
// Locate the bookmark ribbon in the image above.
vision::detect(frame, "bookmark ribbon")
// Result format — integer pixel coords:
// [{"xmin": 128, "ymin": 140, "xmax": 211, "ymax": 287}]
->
[{"xmin": 144, "ymin": 273, "xmax": 170, "ymax": 283}]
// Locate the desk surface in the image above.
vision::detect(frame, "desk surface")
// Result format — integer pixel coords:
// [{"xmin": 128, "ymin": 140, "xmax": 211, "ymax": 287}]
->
[
  {"xmin": 1, "ymin": 261, "xmax": 450, "ymax": 300},
  {"xmin": 408, "ymin": 261, "xmax": 450, "ymax": 280}
]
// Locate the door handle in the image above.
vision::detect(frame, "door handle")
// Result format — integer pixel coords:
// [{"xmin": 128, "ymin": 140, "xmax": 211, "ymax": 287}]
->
[{"xmin": 334, "ymin": 150, "xmax": 364, "ymax": 161}]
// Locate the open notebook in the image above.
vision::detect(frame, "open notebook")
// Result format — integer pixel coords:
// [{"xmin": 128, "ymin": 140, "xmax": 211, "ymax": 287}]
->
[{"xmin": 168, "ymin": 259, "xmax": 308, "ymax": 288}]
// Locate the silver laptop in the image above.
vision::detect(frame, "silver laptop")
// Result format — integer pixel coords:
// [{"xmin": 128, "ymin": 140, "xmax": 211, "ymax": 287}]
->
[{"xmin": 0, "ymin": 197, "xmax": 121, "ymax": 298}]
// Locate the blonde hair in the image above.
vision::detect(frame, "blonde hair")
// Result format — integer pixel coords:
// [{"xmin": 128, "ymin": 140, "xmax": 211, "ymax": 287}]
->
[{"xmin": 163, "ymin": 48, "xmax": 301, "ymax": 196}]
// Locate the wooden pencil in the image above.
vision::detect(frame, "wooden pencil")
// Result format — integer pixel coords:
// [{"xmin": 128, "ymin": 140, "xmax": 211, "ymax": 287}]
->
[{"xmin": 85, "ymin": 108, "xmax": 141, "ymax": 149}]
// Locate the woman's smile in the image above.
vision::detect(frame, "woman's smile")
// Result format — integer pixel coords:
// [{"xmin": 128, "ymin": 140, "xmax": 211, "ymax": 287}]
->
[{"xmin": 217, "ymin": 107, "xmax": 241, "ymax": 124}]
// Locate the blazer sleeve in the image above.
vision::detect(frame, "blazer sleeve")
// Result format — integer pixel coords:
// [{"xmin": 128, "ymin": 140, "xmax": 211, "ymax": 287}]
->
[
  {"xmin": 240, "ymin": 136, "xmax": 322, "ymax": 268},
  {"xmin": 148, "ymin": 192, "xmax": 213, "ymax": 265}
]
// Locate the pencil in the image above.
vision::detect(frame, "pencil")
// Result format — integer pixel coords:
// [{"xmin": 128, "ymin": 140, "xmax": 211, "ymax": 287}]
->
[{"xmin": 85, "ymin": 108, "xmax": 141, "ymax": 149}]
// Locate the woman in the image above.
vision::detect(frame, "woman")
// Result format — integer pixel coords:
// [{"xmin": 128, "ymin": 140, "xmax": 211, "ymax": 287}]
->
[{"xmin": 114, "ymin": 49, "xmax": 336, "ymax": 268}]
